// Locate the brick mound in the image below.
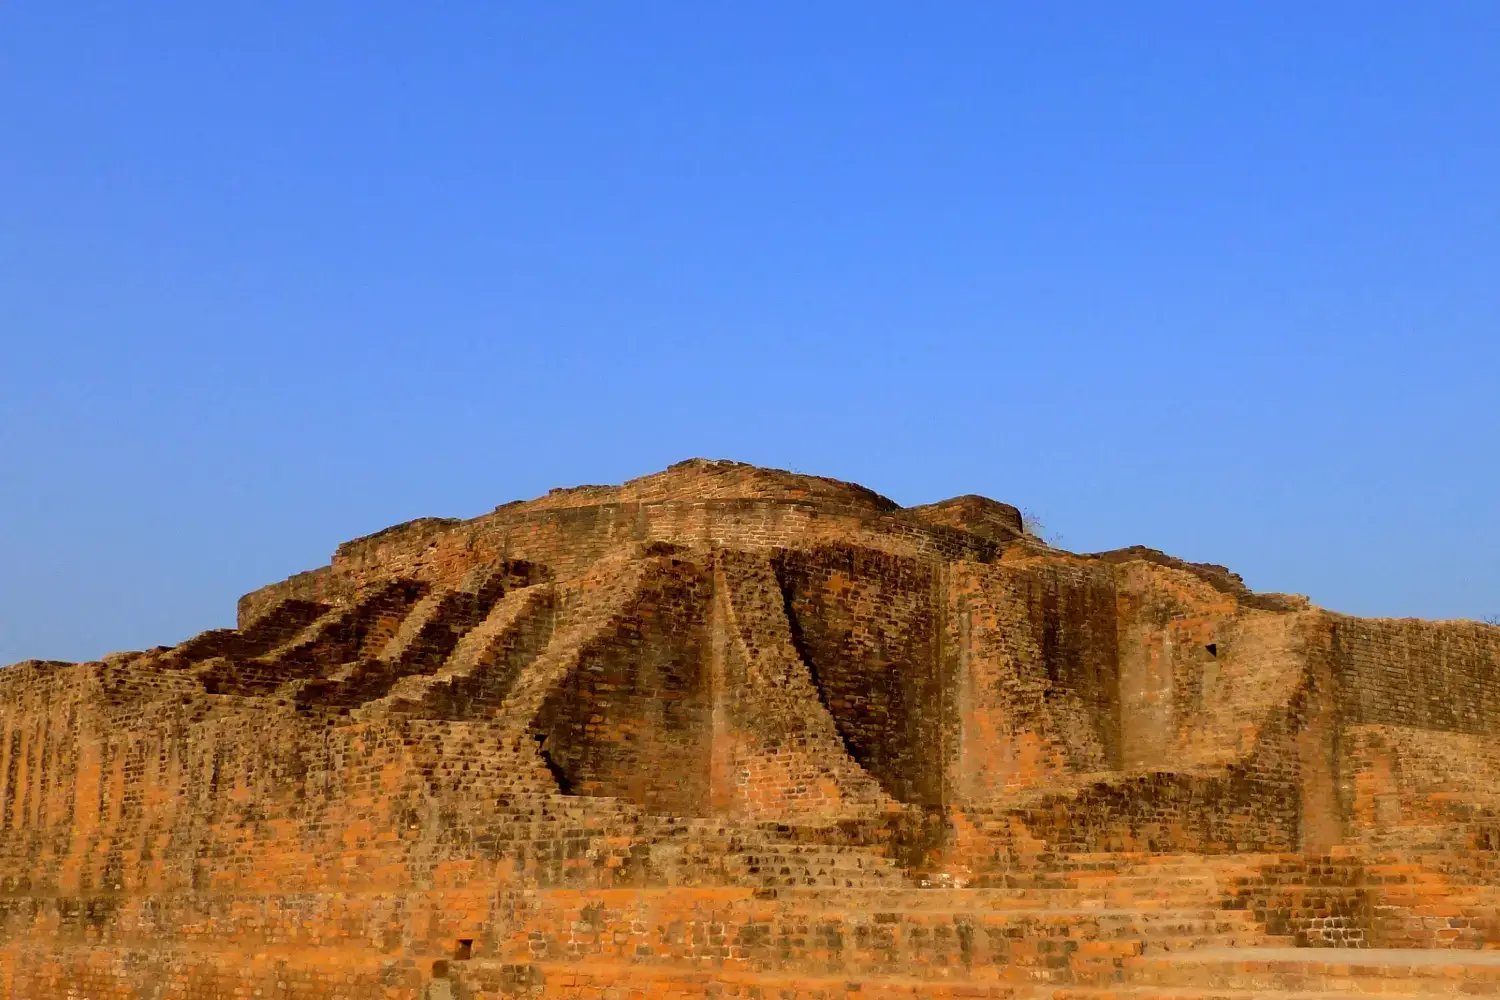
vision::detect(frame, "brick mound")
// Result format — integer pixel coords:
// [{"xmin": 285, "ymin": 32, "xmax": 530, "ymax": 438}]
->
[{"xmin": 3, "ymin": 458, "xmax": 1500, "ymax": 999}]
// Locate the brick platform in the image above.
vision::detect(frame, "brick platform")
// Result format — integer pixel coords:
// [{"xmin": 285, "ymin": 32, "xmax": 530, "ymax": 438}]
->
[{"xmin": 2, "ymin": 459, "xmax": 1498, "ymax": 999}]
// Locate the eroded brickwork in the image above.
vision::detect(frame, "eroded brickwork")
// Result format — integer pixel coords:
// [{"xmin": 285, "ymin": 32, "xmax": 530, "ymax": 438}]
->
[{"xmin": 3, "ymin": 459, "xmax": 1498, "ymax": 999}]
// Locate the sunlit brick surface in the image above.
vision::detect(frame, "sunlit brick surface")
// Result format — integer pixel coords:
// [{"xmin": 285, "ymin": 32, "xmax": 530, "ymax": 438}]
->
[{"xmin": 3, "ymin": 460, "xmax": 1499, "ymax": 998}]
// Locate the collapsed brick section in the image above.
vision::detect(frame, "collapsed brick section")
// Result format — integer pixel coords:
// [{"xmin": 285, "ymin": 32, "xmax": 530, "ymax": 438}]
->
[{"xmin": 2, "ymin": 458, "xmax": 1498, "ymax": 999}]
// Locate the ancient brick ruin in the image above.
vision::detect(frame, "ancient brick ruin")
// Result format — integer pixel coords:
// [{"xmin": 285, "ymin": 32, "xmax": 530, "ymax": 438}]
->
[{"xmin": 4, "ymin": 458, "xmax": 1500, "ymax": 998}]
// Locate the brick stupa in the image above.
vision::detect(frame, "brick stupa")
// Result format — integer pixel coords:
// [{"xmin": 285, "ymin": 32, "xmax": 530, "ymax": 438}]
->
[{"xmin": 4, "ymin": 459, "xmax": 1500, "ymax": 998}]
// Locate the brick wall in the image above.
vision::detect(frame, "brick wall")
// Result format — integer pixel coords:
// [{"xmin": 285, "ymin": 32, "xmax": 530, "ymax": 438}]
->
[
  {"xmin": 8, "ymin": 462, "xmax": 1500, "ymax": 998},
  {"xmin": 1330, "ymin": 616, "xmax": 1500, "ymax": 734}
]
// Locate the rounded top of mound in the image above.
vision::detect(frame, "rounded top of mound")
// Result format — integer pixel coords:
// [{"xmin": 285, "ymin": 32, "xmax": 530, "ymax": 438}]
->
[{"xmin": 508, "ymin": 458, "xmax": 902, "ymax": 514}]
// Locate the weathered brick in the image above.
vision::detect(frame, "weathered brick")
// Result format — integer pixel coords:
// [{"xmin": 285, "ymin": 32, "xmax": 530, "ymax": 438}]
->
[{"xmin": 3, "ymin": 459, "xmax": 1499, "ymax": 998}]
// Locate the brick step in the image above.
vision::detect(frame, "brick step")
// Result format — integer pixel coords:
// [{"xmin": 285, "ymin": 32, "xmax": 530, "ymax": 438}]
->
[
  {"xmin": 982, "ymin": 864, "xmax": 1222, "ymax": 879},
  {"xmin": 485, "ymin": 794, "xmax": 644, "ymax": 815},
  {"xmin": 690, "ymin": 863, "xmax": 900, "ymax": 881},
  {"xmin": 448, "ymin": 816, "xmax": 650, "ymax": 854},
  {"xmin": 1366, "ymin": 858, "xmax": 1500, "ymax": 883},
  {"xmin": 372, "ymin": 583, "xmax": 557, "ymax": 722},
  {"xmin": 959, "ymin": 856, "xmax": 1272, "ymax": 885},
  {"xmin": 976, "ymin": 873, "xmax": 1219, "ymax": 890},
  {"xmin": 506, "ymin": 893, "xmax": 1277, "ymax": 980},
  {"xmin": 965, "ymin": 873, "xmax": 1237, "ymax": 893},
  {"xmin": 453, "ymin": 810, "xmax": 647, "ymax": 833},
  {"xmin": 993, "ymin": 852, "xmax": 1257, "ymax": 869},
  {"xmin": 490, "ymin": 555, "xmax": 654, "ymax": 734},
  {"xmin": 291, "ymin": 577, "xmax": 512, "ymax": 710},
  {"xmin": 718, "ymin": 870, "xmax": 905, "ymax": 889},
  {"xmin": 757, "ymin": 900, "xmax": 1265, "ymax": 938},
  {"xmin": 1053, "ymin": 989, "xmax": 1471, "ymax": 999},
  {"xmin": 165, "ymin": 598, "xmax": 330, "ymax": 666},
  {"xmin": 1077, "ymin": 857, "xmax": 1273, "ymax": 877},
  {"xmin": 716, "ymin": 908, "xmax": 1270, "ymax": 954},
  {"xmin": 769, "ymin": 886, "xmax": 1233, "ymax": 909},
  {"xmin": 654, "ymin": 852, "xmax": 907, "ymax": 888},
  {"xmin": 898, "ymin": 888, "xmax": 1224, "ymax": 910},
  {"xmin": 475, "ymin": 961, "xmax": 1033, "ymax": 1000},
  {"xmin": 706, "ymin": 845, "xmax": 900, "ymax": 859},
  {"xmin": 762, "ymin": 893, "xmax": 1230, "ymax": 917},
  {"xmin": 663, "ymin": 839, "xmax": 872, "ymax": 855},
  {"xmin": 1118, "ymin": 947, "xmax": 1500, "ymax": 995},
  {"xmin": 190, "ymin": 580, "xmax": 432, "ymax": 698},
  {"xmin": 653, "ymin": 824, "xmax": 883, "ymax": 844}
]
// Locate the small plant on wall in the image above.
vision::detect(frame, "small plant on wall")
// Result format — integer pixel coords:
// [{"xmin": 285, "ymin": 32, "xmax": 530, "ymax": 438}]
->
[{"xmin": 1020, "ymin": 508, "xmax": 1065, "ymax": 548}]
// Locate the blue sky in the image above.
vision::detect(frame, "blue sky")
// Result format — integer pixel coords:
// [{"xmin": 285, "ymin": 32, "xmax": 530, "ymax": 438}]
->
[{"xmin": 2, "ymin": 3, "xmax": 1497, "ymax": 664}]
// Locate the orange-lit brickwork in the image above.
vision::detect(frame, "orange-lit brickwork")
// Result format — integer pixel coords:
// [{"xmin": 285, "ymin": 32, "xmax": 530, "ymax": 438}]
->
[{"xmin": 4, "ymin": 459, "xmax": 1500, "ymax": 998}]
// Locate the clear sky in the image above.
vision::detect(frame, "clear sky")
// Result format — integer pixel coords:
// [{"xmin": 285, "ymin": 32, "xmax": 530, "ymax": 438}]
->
[{"xmin": 2, "ymin": 4, "xmax": 1497, "ymax": 665}]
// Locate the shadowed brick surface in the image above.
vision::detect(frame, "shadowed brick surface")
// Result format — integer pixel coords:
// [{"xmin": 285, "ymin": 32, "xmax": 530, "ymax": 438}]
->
[{"xmin": 2, "ymin": 459, "xmax": 1498, "ymax": 999}]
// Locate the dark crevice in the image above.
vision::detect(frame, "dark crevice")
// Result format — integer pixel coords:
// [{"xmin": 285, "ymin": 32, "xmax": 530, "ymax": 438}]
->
[
  {"xmin": 537, "ymin": 741, "xmax": 573, "ymax": 795},
  {"xmin": 775, "ymin": 568, "xmax": 862, "ymax": 770}
]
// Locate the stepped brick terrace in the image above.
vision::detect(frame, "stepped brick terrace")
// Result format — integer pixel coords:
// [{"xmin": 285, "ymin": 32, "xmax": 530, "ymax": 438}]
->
[{"xmin": 4, "ymin": 458, "xmax": 1500, "ymax": 999}]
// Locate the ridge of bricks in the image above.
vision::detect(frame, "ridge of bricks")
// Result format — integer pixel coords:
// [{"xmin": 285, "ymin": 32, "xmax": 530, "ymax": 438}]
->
[{"xmin": 2, "ymin": 458, "xmax": 1499, "ymax": 998}]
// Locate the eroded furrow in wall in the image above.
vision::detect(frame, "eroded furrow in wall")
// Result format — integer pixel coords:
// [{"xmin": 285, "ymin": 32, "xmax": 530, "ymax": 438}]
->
[
  {"xmin": 943, "ymin": 559, "xmax": 1120, "ymax": 820},
  {"xmin": 715, "ymin": 550, "xmax": 897, "ymax": 821},
  {"xmin": 771, "ymin": 544, "xmax": 944, "ymax": 806},
  {"xmin": 529, "ymin": 554, "xmax": 714, "ymax": 814}
]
